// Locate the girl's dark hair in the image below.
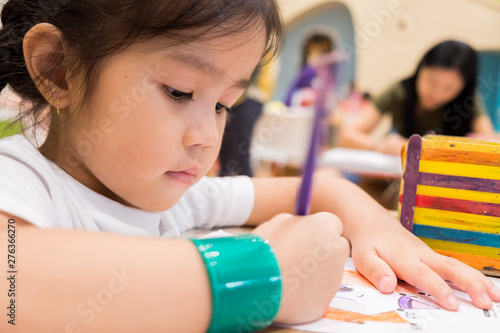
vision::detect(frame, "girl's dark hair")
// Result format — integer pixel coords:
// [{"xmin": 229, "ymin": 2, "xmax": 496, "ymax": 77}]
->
[
  {"xmin": 400, "ymin": 40, "xmax": 478, "ymax": 137},
  {"xmin": 0, "ymin": 0, "xmax": 282, "ymax": 127},
  {"xmin": 301, "ymin": 33, "xmax": 334, "ymax": 68}
]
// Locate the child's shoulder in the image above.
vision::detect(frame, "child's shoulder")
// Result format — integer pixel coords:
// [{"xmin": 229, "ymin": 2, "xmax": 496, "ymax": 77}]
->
[
  {"xmin": 0, "ymin": 134, "xmax": 60, "ymax": 227},
  {"xmin": 0, "ymin": 134, "xmax": 53, "ymax": 177},
  {"xmin": 0, "ymin": 133, "xmax": 30, "ymax": 146},
  {"xmin": 0, "ymin": 133, "xmax": 39, "ymax": 152}
]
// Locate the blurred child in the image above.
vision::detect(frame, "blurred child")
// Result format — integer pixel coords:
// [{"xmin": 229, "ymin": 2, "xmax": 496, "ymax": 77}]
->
[{"xmin": 284, "ymin": 32, "xmax": 334, "ymax": 107}]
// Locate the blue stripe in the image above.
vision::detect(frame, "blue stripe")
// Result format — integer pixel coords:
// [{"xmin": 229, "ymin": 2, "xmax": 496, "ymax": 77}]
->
[{"xmin": 413, "ymin": 224, "xmax": 500, "ymax": 248}]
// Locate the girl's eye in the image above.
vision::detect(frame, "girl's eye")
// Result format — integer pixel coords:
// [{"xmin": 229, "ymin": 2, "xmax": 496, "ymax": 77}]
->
[
  {"xmin": 163, "ymin": 86, "xmax": 193, "ymax": 102},
  {"xmin": 216, "ymin": 102, "xmax": 233, "ymax": 115}
]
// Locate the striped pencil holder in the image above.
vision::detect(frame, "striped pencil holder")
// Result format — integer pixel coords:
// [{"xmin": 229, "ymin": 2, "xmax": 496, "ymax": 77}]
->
[{"xmin": 398, "ymin": 134, "xmax": 500, "ymax": 277}]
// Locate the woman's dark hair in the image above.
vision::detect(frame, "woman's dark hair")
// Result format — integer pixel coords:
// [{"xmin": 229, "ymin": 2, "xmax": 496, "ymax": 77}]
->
[
  {"xmin": 400, "ymin": 40, "xmax": 478, "ymax": 137},
  {"xmin": 0, "ymin": 0, "xmax": 282, "ymax": 129},
  {"xmin": 301, "ymin": 33, "xmax": 334, "ymax": 68}
]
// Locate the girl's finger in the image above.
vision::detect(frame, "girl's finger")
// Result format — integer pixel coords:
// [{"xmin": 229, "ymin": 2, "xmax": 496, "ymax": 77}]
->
[
  {"xmin": 352, "ymin": 250, "xmax": 398, "ymax": 294},
  {"xmin": 389, "ymin": 257, "xmax": 461, "ymax": 311},
  {"xmin": 423, "ymin": 253, "xmax": 500, "ymax": 309}
]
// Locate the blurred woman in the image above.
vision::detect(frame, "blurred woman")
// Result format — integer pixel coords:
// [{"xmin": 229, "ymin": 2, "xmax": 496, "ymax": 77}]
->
[{"xmin": 338, "ymin": 40, "xmax": 495, "ymax": 155}]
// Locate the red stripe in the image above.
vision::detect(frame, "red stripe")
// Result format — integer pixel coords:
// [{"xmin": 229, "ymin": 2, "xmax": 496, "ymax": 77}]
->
[{"xmin": 415, "ymin": 195, "xmax": 500, "ymax": 217}]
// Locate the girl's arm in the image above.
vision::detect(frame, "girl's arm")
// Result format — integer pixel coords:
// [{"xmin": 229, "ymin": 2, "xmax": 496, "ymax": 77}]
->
[
  {"xmin": 0, "ymin": 213, "xmax": 212, "ymax": 333},
  {"xmin": 246, "ymin": 176, "xmax": 500, "ymax": 310},
  {"xmin": 337, "ymin": 102, "xmax": 381, "ymax": 150},
  {"xmin": 472, "ymin": 114, "xmax": 496, "ymax": 136},
  {"xmin": 0, "ymin": 211, "xmax": 349, "ymax": 332},
  {"xmin": 337, "ymin": 102, "xmax": 406, "ymax": 155}
]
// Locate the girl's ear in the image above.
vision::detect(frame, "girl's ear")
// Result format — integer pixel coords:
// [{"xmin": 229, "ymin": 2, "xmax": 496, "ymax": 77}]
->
[{"xmin": 23, "ymin": 23, "xmax": 70, "ymax": 109}]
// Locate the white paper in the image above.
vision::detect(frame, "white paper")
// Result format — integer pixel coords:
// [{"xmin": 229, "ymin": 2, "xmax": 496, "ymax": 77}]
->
[
  {"xmin": 279, "ymin": 258, "xmax": 500, "ymax": 333},
  {"xmin": 320, "ymin": 148, "xmax": 402, "ymax": 177},
  {"xmin": 198, "ymin": 229, "xmax": 236, "ymax": 239}
]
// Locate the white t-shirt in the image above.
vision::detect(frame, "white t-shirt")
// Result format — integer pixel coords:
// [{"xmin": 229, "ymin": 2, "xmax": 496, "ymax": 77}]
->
[{"xmin": 0, "ymin": 135, "xmax": 255, "ymax": 238}]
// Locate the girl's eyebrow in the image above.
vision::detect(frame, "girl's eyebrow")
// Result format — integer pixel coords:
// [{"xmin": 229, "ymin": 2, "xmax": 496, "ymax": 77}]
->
[{"xmin": 165, "ymin": 51, "xmax": 251, "ymax": 89}]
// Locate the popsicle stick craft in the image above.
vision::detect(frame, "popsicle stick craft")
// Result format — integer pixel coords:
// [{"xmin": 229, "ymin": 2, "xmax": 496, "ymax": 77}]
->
[{"xmin": 398, "ymin": 134, "xmax": 500, "ymax": 276}]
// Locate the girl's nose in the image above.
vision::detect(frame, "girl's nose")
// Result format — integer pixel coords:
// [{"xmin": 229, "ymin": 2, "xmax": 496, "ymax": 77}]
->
[{"xmin": 182, "ymin": 112, "xmax": 220, "ymax": 148}]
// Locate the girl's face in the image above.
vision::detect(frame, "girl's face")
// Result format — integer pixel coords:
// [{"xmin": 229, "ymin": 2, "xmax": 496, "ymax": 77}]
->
[
  {"xmin": 62, "ymin": 30, "xmax": 266, "ymax": 211},
  {"xmin": 416, "ymin": 66, "xmax": 465, "ymax": 110},
  {"xmin": 306, "ymin": 42, "xmax": 331, "ymax": 63}
]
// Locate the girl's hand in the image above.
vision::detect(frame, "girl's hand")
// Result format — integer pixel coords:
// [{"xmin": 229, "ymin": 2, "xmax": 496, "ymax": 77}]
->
[
  {"xmin": 349, "ymin": 212, "xmax": 500, "ymax": 310},
  {"xmin": 253, "ymin": 212, "xmax": 350, "ymax": 324},
  {"xmin": 373, "ymin": 133, "xmax": 407, "ymax": 155}
]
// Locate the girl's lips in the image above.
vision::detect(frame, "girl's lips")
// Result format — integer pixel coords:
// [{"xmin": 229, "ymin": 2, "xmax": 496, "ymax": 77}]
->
[{"xmin": 166, "ymin": 168, "xmax": 200, "ymax": 185}]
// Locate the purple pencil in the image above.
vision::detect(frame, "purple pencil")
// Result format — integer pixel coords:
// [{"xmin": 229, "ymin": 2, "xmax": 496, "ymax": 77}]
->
[{"xmin": 294, "ymin": 53, "xmax": 339, "ymax": 215}]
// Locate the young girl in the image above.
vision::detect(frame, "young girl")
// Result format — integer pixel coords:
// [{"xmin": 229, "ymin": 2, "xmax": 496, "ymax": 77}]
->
[
  {"xmin": 0, "ymin": 1, "xmax": 498, "ymax": 332},
  {"xmin": 338, "ymin": 40, "xmax": 496, "ymax": 155}
]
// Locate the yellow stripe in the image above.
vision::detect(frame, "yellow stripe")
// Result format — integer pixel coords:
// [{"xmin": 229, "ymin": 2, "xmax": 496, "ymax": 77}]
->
[
  {"xmin": 416, "ymin": 185, "xmax": 500, "ymax": 204},
  {"xmin": 414, "ymin": 207, "xmax": 500, "ymax": 233},
  {"xmin": 422, "ymin": 136, "xmax": 500, "ymax": 153},
  {"xmin": 420, "ymin": 237, "xmax": 500, "ymax": 258},
  {"xmin": 419, "ymin": 161, "xmax": 500, "ymax": 180}
]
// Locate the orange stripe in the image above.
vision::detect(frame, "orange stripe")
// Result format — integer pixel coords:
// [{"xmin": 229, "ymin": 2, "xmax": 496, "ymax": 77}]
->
[
  {"xmin": 420, "ymin": 148, "xmax": 500, "ymax": 167},
  {"xmin": 434, "ymin": 249, "xmax": 500, "ymax": 277},
  {"xmin": 323, "ymin": 308, "xmax": 407, "ymax": 324}
]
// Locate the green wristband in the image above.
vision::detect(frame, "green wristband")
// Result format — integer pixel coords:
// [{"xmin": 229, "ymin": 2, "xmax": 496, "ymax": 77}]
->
[{"xmin": 191, "ymin": 234, "xmax": 282, "ymax": 333}]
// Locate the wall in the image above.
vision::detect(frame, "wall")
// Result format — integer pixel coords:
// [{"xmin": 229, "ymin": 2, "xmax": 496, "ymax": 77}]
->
[{"xmin": 478, "ymin": 52, "xmax": 500, "ymax": 130}]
